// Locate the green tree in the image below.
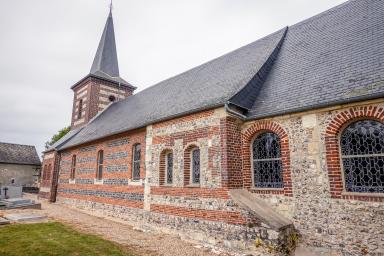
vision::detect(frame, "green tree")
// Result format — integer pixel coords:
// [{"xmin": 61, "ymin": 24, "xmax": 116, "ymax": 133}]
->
[{"xmin": 45, "ymin": 126, "xmax": 71, "ymax": 150}]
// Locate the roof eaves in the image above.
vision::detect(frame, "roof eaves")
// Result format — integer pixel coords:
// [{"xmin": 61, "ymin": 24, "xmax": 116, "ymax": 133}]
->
[
  {"xmin": 70, "ymin": 74, "xmax": 136, "ymax": 90},
  {"xmin": 245, "ymin": 93, "xmax": 384, "ymax": 122}
]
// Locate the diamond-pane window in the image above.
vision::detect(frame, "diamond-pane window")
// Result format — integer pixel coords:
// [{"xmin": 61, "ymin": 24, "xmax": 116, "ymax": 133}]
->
[
  {"xmin": 132, "ymin": 144, "xmax": 141, "ymax": 180},
  {"xmin": 252, "ymin": 132, "xmax": 283, "ymax": 188},
  {"xmin": 166, "ymin": 153, "xmax": 173, "ymax": 184},
  {"xmin": 340, "ymin": 120, "xmax": 384, "ymax": 193},
  {"xmin": 191, "ymin": 148, "xmax": 200, "ymax": 184}
]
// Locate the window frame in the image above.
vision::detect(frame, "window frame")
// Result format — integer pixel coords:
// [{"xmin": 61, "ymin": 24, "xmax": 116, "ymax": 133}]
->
[
  {"xmin": 166, "ymin": 152, "xmax": 173, "ymax": 185},
  {"xmin": 96, "ymin": 150, "xmax": 104, "ymax": 181},
  {"xmin": 77, "ymin": 99, "xmax": 83, "ymax": 119},
  {"xmin": 132, "ymin": 144, "xmax": 141, "ymax": 181},
  {"xmin": 190, "ymin": 147, "xmax": 201, "ymax": 185},
  {"xmin": 251, "ymin": 131, "xmax": 284, "ymax": 190},
  {"xmin": 338, "ymin": 119, "xmax": 384, "ymax": 195},
  {"xmin": 70, "ymin": 155, "xmax": 76, "ymax": 180}
]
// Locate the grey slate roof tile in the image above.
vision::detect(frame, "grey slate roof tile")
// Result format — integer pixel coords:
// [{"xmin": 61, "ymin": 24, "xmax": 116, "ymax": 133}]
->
[
  {"xmin": 0, "ymin": 142, "xmax": 41, "ymax": 165},
  {"xmin": 247, "ymin": 0, "xmax": 384, "ymax": 119}
]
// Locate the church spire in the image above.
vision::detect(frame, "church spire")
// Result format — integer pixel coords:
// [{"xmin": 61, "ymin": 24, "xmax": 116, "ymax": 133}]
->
[{"xmin": 90, "ymin": 5, "xmax": 120, "ymax": 78}]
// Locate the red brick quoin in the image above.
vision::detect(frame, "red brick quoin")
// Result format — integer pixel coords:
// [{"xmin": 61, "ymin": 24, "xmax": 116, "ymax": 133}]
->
[
  {"xmin": 325, "ymin": 106, "xmax": 384, "ymax": 202},
  {"xmin": 242, "ymin": 121, "xmax": 293, "ymax": 196}
]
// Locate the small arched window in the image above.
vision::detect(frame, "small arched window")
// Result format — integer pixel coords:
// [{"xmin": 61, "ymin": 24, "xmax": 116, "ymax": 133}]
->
[
  {"xmin": 191, "ymin": 148, "xmax": 200, "ymax": 184},
  {"xmin": 78, "ymin": 99, "xmax": 83, "ymax": 119},
  {"xmin": 340, "ymin": 120, "xmax": 384, "ymax": 193},
  {"xmin": 96, "ymin": 150, "xmax": 104, "ymax": 180},
  {"xmin": 70, "ymin": 155, "xmax": 76, "ymax": 180},
  {"xmin": 252, "ymin": 132, "xmax": 283, "ymax": 188},
  {"xmin": 132, "ymin": 144, "xmax": 141, "ymax": 180},
  {"xmin": 166, "ymin": 152, "xmax": 173, "ymax": 184}
]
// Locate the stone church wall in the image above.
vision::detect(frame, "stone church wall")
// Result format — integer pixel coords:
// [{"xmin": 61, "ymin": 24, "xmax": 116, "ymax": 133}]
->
[
  {"xmin": 52, "ymin": 100, "xmax": 384, "ymax": 255},
  {"xmin": 242, "ymin": 99, "xmax": 384, "ymax": 255}
]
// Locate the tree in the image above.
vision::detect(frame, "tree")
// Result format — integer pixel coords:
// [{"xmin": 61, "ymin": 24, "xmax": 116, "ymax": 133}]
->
[{"xmin": 45, "ymin": 126, "xmax": 71, "ymax": 150}]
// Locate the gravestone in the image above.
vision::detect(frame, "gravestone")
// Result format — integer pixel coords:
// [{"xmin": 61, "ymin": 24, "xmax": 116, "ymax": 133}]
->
[{"xmin": 0, "ymin": 185, "xmax": 22, "ymax": 199}]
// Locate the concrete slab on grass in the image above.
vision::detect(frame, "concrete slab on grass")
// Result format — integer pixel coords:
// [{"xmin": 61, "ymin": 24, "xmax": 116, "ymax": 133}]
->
[{"xmin": 4, "ymin": 213, "xmax": 46, "ymax": 222}]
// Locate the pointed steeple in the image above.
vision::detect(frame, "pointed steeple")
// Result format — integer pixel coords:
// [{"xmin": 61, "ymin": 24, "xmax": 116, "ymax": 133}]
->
[{"xmin": 90, "ymin": 9, "xmax": 120, "ymax": 78}]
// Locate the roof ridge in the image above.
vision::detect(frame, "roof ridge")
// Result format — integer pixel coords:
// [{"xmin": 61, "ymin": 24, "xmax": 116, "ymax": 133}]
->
[
  {"xmin": 288, "ymin": 0, "xmax": 352, "ymax": 28},
  {"xmin": 0, "ymin": 142, "xmax": 35, "ymax": 148}
]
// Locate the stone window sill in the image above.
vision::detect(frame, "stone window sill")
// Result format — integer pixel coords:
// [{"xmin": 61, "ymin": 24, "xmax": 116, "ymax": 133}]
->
[
  {"xmin": 249, "ymin": 187, "xmax": 285, "ymax": 194},
  {"xmin": 341, "ymin": 191, "xmax": 384, "ymax": 198},
  {"xmin": 129, "ymin": 179, "xmax": 143, "ymax": 186},
  {"xmin": 94, "ymin": 179, "xmax": 103, "ymax": 185},
  {"xmin": 185, "ymin": 184, "xmax": 200, "ymax": 188}
]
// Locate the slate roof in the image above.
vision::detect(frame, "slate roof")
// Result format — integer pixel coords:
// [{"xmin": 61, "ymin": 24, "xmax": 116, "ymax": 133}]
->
[
  {"xmin": 0, "ymin": 142, "xmax": 41, "ymax": 165},
  {"xmin": 247, "ymin": 0, "xmax": 384, "ymax": 119},
  {"xmin": 58, "ymin": 0, "xmax": 384, "ymax": 150}
]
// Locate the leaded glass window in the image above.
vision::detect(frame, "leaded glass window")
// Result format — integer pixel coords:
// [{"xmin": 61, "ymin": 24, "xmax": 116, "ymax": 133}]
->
[
  {"xmin": 132, "ymin": 144, "xmax": 141, "ymax": 180},
  {"xmin": 96, "ymin": 150, "xmax": 103, "ymax": 180},
  {"xmin": 191, "ymin": 148, "xmax": 200, "ymax": 184},
  {"xmin": 340, "ymin": 120, "xmax": 384, "ymax": 193},
  {"xmin": 70, "ymin": 155, "xmax": 76, "ymax": 180},
  {"xmin": 166, "ymin": 153, "xmax": 173, "ymax": 184},
  {"xmin": 252, "ymin": 132, "xmax": 283, "ymax": 188}
]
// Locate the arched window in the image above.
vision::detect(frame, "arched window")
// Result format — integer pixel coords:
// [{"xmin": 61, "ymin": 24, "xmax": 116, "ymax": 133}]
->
[
  {"xmin": 77, "ymin": 99, "xmax": 83, "ymax": 119},
  {"xmin": 252, "ymin": 132, "xmax": 283, "ymax": 188},
  {"xmin": 70, "ymin": 155, "xmax": 76, "ymax": 180},
  {"xmin": 96, "ymin": 150, "xmax": 104, "ymax": 180},
  {"xmin": 191, "ymin": 148, "xmax": 200, "ymax": 184},
  {"xmin": 166, "ymin": 152, "xmax": 173, "ymax": 184},
  {"xmin": 340, "ymin": 120, "xmax": 384, "ymax": 193},
  {"xmin": 132, "ymin": 144, "xmax": 141, "ymax": 180}
]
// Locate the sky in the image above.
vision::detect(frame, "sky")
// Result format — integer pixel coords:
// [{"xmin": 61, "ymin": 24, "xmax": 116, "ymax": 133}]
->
[{"xmin": 0, "ymin": 0, "xmax": 346, "ymax": 157}]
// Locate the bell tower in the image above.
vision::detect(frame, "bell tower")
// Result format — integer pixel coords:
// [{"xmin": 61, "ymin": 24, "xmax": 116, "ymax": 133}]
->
[{"xmin": 70, "ymin": 7, "xmax": 136, "ymax": 129}]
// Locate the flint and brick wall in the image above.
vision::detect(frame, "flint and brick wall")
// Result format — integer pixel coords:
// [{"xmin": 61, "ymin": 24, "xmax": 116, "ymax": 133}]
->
[
  {"xmin": 47, "ymin": 100, "xmax": 384, "ymax": 255},
  {"xmin": 56, "ymin": 129, "xmax": 146, "ymax": 209},
  {"xmin": 241, "ymin": 99, "xmax": 384, "ymax": 255}
]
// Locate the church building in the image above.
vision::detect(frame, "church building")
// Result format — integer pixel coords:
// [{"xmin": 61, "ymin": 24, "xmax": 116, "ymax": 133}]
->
[{"xmin": 40, "ymin": 1, "xmax": 384, "ymax": 254}]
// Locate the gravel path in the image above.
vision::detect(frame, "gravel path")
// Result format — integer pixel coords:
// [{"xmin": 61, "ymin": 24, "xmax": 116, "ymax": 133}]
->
[{"xmin": 2, "ymin": 196, "xmax": 230, "ymax": 256}]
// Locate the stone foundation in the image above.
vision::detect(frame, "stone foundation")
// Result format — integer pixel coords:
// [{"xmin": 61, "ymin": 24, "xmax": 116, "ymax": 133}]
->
[{"xmin": 57, "ymin": 197, "xmax": 295, "ymax": 255}]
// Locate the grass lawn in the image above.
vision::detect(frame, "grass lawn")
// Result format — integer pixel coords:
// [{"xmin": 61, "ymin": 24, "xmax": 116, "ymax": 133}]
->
[{"xmin": 0, "ymin": 222, "xmax": 135, "ymax": 256}]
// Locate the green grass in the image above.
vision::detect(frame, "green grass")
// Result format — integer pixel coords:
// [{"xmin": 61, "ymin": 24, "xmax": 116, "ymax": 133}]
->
[{"xmin": 0, "ymin": 222, "xmax": 135, "ymax": 256}]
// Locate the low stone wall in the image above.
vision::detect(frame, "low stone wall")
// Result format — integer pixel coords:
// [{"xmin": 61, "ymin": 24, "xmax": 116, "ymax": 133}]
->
[{"xmin": 57, "ymin": 197, "xmax": 295, "ymax": 255}]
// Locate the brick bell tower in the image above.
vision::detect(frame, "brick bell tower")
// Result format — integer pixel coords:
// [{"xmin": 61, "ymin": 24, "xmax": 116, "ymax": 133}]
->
[{"xmin": 70, "ymin": 7, "xmax": 136, "ymax": 129}]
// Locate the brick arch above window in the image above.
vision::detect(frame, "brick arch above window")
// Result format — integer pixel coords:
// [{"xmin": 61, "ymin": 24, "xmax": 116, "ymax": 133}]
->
[
  {"xmin": 242, "ymin": 121, "xmax": 292, "ymax": 196},
  {"xmin": 325, "ymin": 106, "xmax": 384, "ymax": 202}
]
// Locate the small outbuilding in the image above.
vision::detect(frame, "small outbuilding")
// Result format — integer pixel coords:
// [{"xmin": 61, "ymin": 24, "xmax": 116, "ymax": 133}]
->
[{"xmin": 0, "ymin": 142, "xmax": 41, "ymax": 187}]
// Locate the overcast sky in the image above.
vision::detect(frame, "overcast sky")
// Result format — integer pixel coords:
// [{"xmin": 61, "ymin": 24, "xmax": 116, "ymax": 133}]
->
[{"xmin": 0, "ymin": 0, "xmax": 346, "ymax": 156}]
